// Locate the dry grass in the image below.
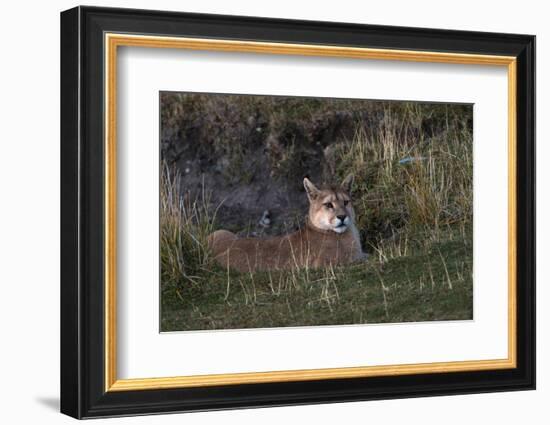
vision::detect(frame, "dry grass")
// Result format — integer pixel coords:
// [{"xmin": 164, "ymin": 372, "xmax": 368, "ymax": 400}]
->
[
  {"xmin": 331, "ymin": 103, "xmax": 472, "ymax": 254},
  {"xmin": 160, "ymin": 163, "xmax": 218, "ymax": 290}
]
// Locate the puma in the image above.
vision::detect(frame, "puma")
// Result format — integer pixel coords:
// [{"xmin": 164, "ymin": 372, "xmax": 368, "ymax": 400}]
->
[{"xmin": 207, "ymin": 174, "xmax": 365, "ymax": 273}]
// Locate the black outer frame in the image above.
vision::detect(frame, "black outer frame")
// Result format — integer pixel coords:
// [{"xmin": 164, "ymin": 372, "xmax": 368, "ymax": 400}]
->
[{"xmin": 60, "ymin": 6, "xmax": 535, "ymax": 419}]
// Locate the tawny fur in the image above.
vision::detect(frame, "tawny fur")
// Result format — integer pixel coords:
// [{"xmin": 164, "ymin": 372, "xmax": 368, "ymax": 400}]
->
[{"xmin": 207, "ymin": 175, "xmax": 365, "ymax": 273}]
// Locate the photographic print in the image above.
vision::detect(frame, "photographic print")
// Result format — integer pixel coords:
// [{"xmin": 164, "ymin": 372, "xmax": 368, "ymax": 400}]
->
[{"xmin": 160, "ymin": 92, "xmax": 474, "ymax": 332}]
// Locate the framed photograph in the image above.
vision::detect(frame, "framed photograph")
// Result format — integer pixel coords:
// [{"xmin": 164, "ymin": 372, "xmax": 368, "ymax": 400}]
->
[{"xmin": 60, "ymin": 6, "xmax": 535, "ymax": 419}]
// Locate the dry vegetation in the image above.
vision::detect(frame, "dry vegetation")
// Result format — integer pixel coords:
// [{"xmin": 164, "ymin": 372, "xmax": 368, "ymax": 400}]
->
[{"xmin": 160, "ymin": 93, "xmax": 473, "ymax": 331}]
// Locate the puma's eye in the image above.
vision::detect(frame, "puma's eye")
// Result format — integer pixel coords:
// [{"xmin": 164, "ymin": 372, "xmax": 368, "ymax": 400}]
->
[
  {"xmin": 324, "ymin": 202, "xmax": 334, "ymax": 209},
  {"xmin": 343, "ymin": 200, "xmax": 350, "ymax": 206}
]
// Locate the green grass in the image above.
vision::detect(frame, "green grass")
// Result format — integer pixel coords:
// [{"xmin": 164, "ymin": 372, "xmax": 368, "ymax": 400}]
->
[
  {"xmin": 161, "ymin": 227, "xmax": 472, "ymax": 331},
  {"xmin": 160, "ymin": 97, "xmax": 473, "ymax": 331}
]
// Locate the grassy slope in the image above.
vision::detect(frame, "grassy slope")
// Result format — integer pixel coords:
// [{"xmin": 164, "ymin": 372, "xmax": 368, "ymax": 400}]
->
[
  {"xmin": 161, "ymin": 228, "xmax": 472, "ymax": 331},
  {"xmin": 160, "ymin": 96, "xmax": 473, "ymax": 332}
]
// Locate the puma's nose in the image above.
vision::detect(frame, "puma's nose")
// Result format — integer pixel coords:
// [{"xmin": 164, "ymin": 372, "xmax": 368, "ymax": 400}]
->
[{"xmin": 337, "ymin": 215, "xmax": 347, "ymax": 222}]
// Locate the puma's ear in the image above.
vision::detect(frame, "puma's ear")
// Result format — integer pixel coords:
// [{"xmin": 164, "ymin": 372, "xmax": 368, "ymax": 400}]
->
[
  {"xmin": 341, "ymin": 173, "xmax": 354, "ymax": 193},
  {"xmin": 303, "ymin": 177, "xmax": 320, "ymax": 202}
]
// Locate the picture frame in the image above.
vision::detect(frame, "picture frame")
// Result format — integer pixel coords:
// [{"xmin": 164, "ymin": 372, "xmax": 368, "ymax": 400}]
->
[{"xmin": 60, "ymin": 5, "xmax": 535, "ymax": 419}]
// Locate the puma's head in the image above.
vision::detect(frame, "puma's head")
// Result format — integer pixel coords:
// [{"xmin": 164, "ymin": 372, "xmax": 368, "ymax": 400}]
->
[{"xmin": 303, "ymin": 174, "xmax": 355, "ymax": 234}]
